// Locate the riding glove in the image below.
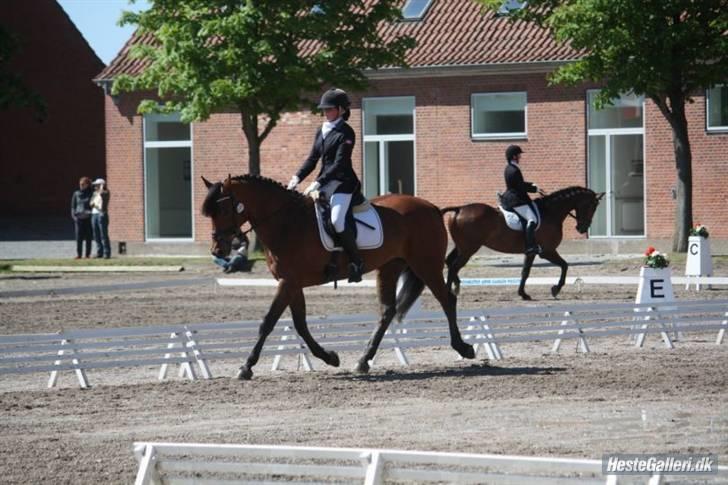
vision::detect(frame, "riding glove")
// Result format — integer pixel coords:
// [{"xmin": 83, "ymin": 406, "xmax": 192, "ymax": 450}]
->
[
  {"xmin": 287, "ymin": 175, "xmax": 300, "ymax": 190},
  {"xmin": 303, "ymin": 181, "xmax": 320, "ymax": 196}
]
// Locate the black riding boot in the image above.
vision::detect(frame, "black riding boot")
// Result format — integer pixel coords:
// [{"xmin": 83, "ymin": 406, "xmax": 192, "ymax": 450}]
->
[
  {"xmin": 338, "ymin": 227, "xmax": 363, "ymax": 283},
  {"xmin": 524, "ymin": 221, "xmax": 542, "ymax": 255}
]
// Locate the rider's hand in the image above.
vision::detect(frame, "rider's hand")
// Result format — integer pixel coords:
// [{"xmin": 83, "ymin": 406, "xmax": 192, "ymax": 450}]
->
[
  {"xmin": 286, "ymin": 175, "xmax": 300, "ymax": 190},
  {"xmin": 303, "ymin": 181, "xmax": 320, "ymax": 196}
]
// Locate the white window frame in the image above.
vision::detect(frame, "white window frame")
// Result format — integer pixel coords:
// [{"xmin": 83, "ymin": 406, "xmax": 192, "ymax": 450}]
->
[
  {"xmin": 706, "ymin": 84, "xmax": 728, "ymax": 133},
  {"xmin": 361, "ymin": 96, "xmax": 417, "ymax": 197},
  {"xmin": 471, "ymin": 91, "xmax": 528, "ymax": 140},
  {"xmin": 142, "ymin": 113, "xmax": 195, "ymax": 242},
  {"xmin": 586, "ymin": 89, "xmax": 647, "ymax": 239}
]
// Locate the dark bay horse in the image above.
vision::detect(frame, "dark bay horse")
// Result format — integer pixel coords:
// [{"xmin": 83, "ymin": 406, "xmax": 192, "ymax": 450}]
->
[
  {"xmin": 443, "ymin": 187, "xmax": 604, "ymax": 300},
  {"xmin": 201, "ymin": 175, "xmax": 474, "ymax": 380}
]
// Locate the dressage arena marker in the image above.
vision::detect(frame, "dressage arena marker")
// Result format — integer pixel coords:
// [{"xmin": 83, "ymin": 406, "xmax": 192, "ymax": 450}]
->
[
  {"xmin": 131, "ymin": 442, "xmax": 728, "ymax": 484},
  {"xmin": 3, "ymin": 300, "xmax": 726, "ymax": 388}
]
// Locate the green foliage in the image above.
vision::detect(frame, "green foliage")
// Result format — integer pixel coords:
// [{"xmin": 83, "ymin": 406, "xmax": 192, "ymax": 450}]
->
[
  {"xmin": 0, "ymin": 26, "xmax": 46, "ymax": 120},
  {"xmin": 113, "ymin": 0, "xmax": 414, "ymax": 126},
  {"xmin": 479, "ymin": 0, "xmax": 727, "ymax": 108}
]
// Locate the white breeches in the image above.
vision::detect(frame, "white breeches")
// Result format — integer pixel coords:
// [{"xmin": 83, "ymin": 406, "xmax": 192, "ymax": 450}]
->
[
  {"xmin": 330, "ymin": 192, "xmax": 353, "ymax": 233},
  {"xmin": 513, "ymin": 204, "xmax": 537, "ymax": 225}
]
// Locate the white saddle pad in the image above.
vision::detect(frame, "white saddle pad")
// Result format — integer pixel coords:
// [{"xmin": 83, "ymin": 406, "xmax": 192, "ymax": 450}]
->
[
  {"xmin": 498, "ymin": 204, "xmax": 541, "ymax": 231},
  {"xmin": 315, "ymin": 202, "xmax": 384, "ymax": 252}
]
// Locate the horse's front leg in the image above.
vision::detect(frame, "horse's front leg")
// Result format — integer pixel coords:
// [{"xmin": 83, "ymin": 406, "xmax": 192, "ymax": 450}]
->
[
  {"xmin": 237, "ymin": 280, "xmax": 294, "ymax": 380},
  {"xmin": 289, "ymin": 289, "xmax": 340, "ymax": 367},
  {"xmin": 518, "ymin": 253, "xmax": 537, "ymax": 300},
  {"xmin": 540, "ymin": 250, "xmax": 568, "ymax": 298}
]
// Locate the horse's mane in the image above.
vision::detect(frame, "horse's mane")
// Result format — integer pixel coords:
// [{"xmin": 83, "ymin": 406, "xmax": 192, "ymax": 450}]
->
[
  {"xmin": 541, "ymin": 186, "xmax": 595, "ymax": 204},
  {"xmin": 202, "ymin": 174, "xmax": 309, "ymax": 216}
]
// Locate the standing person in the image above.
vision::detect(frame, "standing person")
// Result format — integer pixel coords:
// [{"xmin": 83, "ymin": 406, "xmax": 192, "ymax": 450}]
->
[
  {"xmin": 501, "ymin": 145, "xmax": 542, "ymax": 255},
  {"xmin": 90, "ymin": 178, "xmax": 111, "ymax": 259},
  {"xmin": 71, "ymin": 177, "xmax": 93, "ymax": 259},
  {"xmin": 286, "ymin": 88, "xmax": 364, "ymax": 282}
]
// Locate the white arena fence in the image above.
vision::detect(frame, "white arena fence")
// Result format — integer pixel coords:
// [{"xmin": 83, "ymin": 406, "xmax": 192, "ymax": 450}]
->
[
  {"xmin": 1, "ymin": 299, "xmax": 726, "ymax": 388},
  {"xmin": 132, "ymin": 442, "xmax": 728, "ymax": 485}
]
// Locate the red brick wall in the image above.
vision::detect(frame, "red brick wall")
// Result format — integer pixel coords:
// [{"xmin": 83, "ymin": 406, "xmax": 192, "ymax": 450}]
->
[
  {"xmin": 105, "ymin": 72, "xmax": 728, "ymax": 243},
  {"xmin": 0, "ymin": 0, "xmax": 105, "ymax": 217},
  {"xmin": 645, "ymin": 95, "xmax": 728, "ymax": 239}
]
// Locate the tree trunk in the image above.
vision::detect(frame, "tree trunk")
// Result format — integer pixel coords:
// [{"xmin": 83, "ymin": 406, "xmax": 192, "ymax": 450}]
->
[
  {"xmin": 670, "ymin": 99, "xmax": 693, "ymax": 253},
  {"xmin": 241, "ymin": 112, "xmax": 261, "ymax": 176}
]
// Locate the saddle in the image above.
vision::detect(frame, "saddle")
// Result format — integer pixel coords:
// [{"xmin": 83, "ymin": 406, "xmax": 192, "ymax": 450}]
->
[
  {"xmin": 496, "ymin": 192, "xmax": 541, "ymax": 232},
  {"xmin": 314, "ymin": 192, "xmax": 383, "ymax": 251}
]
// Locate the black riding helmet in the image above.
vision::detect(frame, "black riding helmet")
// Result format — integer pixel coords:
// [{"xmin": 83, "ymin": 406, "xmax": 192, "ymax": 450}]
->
[
  {"xmin": 505, "ymin": 144, "xmax": 523, "ymax": 161},
  {"xmin": 318, "ymin": 88, "xmax": 351, "ymax": 110}
]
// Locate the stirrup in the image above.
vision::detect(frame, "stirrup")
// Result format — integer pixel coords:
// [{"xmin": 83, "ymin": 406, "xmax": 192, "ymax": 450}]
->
[
  {"xmin": 525, "ymin": 245, "xmax": 542, "ymax": 256},
  {"xmin": 347, "ymin": 262, "xmax": 363, "ymax": 283}
]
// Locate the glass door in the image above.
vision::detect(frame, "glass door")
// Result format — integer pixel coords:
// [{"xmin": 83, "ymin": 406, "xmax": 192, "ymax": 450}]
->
[
  {"xmin": 587, "ymin": 92, "xmax": 645, "ymax": 237},
  {"xmin": 362, "ymin": 97, "xmax": 416, "ymax": 198},
  {"xmin": 143, "ymin": 113, "xmax": 193, "ymax": 240}
]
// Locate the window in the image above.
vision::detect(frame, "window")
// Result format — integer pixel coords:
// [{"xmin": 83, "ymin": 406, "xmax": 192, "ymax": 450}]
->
[
  {"xmin": 471, "ymin": 92, "xmax": 527, "ymax": 139},
  {"xmin": 402, "ymin": 0, "xmax": 433, "ymax": 20},
  {"xmin": 587, "ymin": 91, "xmax": 643, "ymax": 130},
  {"xmin": 707, "ymin": 85, "xmax": 728, "ymax": 131},
  {"xmin": 497, "ymin": 0, "xmax": 526, "ymax": 16},
  {"xmin": 143, "ymin": 113, "xmax": 194, "ymax": 240},
  {"xmin": 362, "ymin": 97, "xmax": 416, "ymax": 198}
]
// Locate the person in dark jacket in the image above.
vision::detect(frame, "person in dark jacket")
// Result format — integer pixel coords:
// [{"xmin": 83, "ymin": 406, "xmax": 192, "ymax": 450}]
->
[
  {"xmin": 71, "ymin": 176, "xmax": 93, "ymax": 258},
  {"xmin": 501, "ymin": 145, "xmax": 542, "ymax": 255},
  {"xmin": 286, "ymin": 88, "xmax": 364, "ymax": 282}
]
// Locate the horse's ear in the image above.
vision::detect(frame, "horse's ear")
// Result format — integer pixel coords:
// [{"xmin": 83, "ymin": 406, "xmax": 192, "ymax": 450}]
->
[
  {"xmin": 597, "ymin": 192, "xmax": 606, "ymax": 201},
  {"xmin": 201, "ymin": 176, "xmax": 213, "ymax": 189}
]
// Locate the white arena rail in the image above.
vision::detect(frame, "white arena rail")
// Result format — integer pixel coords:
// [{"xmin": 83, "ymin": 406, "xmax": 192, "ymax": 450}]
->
[
  {"xmin": 132, "ymin": 442, "xmax": 728, "ymax": 484},
  {"xmin": 2, "ymin": 299, "xmax": 726, "ymax": 388}
]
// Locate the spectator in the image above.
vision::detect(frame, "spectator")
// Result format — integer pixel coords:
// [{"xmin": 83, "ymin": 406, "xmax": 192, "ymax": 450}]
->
[
  {"xmin": 90, "ymin": 178, "xmax": 111, "ymax": 259},
  {"xmin": 213, "ymin": 233, "xmax": 250, "ymax": 273},
  {"xmin": 71, "ymin": 177, "xmax": 93, "ymax": 259}
]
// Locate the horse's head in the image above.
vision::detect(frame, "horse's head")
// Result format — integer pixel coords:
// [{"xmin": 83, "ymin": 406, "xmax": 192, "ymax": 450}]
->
[
  {"xmin": 574, "ymin": 190, "xmax": 605, "ymax": 234},
  {"xmin": 201, "ymin": 176, "xmax": 248, "ymax": 257}
]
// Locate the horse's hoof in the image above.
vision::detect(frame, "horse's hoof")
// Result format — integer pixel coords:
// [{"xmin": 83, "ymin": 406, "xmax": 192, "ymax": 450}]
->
[
  {"xmin": 355, "ymin": 360, "xmax": 370, "ymax": 374},
  {"xmin": 458, "ymin": 343, "xmax": 476, "ymax": 359},
  {"xmin": 551, "ymin": 285, "xmax": 561, "ymax": 298},
  {"xmin": 236, "ymin": 366, "xmax": 253, "ymax": 380},
  {"xmin": 519, "ymin": 292, "xmax": 532, "ymax": 301},
  {"xmin": 327, "ymin": 351, "xmax": 340, "ymax": 367}
]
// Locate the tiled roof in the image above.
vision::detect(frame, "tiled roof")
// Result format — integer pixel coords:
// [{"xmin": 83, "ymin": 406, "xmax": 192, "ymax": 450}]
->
[{"xmin": 95, "ymin": 0, "xmax": 579, "ymax": 81}]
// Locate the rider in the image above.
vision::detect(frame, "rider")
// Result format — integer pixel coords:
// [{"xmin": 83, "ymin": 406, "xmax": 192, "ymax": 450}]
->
[
  {"xmin": 501, "ymin": 145, "xmax": 542, "ymax": 255},
  {"xmin": 286, "ymin": 88, "xmax": 364, "ymax": 283}
]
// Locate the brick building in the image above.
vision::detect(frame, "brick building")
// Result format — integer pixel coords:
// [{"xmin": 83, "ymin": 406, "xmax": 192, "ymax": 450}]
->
[
  {"xmin": 0, "ymin": 0, "xmax": 105, "ymax": 220},
  {"xmin": 95, "ymin": 0, "xmax": 728, "ymax": 253}
]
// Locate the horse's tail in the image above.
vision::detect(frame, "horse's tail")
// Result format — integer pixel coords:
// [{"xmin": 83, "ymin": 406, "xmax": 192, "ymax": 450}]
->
[
  {"xmin": 394, "ymin": 267, "xmax": 425, "ymax": 322},
  {"xmin": 441, "ymin": 206, "xmax": 462, "ymax": 215}
]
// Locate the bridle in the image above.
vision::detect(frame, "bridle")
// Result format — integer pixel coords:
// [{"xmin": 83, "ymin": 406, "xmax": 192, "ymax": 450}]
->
[{"xmin": 210, "ymin": 184, "xmax": 303, "ymax": 246}]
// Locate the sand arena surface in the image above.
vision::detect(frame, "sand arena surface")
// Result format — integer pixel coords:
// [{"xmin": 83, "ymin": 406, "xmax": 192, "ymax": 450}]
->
[{"xmin": 1, "ymin": 257, "xmax": 726, "ymax": 483}]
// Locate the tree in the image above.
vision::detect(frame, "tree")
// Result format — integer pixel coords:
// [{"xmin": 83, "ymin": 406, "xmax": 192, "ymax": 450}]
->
[
  {"xmin": 0, "ymin": 26, "xmax": 46, "ymax": 120},
  {"xmin": 481, "ymin": 0, "xmax": 728, "ymax": 251},
  {"xmin": 113, "ymin": 0, "xmax": 414, "ymax": 176}
]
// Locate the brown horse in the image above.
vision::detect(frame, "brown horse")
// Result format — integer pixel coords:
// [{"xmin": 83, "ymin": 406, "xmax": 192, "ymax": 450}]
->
[
  {"xmin": 442, "ymin": 186, "xmax": 604, "ymax": 300},
  {"xmin": 201, "ymin": 175, "xmax": 475, "ymax": 380}
]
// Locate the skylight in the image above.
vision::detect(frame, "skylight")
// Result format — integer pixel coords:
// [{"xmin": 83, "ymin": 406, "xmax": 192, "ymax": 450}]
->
[
  {"xmin": 402, "ymin": 0, "xmax": 433, "ymax": 21},
  {"xmin": 497, "ymin": 0, "xmax": 526, "ymax": 16}
]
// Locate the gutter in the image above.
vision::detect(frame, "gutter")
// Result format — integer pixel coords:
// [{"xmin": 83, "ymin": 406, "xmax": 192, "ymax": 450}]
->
[{"xmin": 364, "ymin": 60, "xmax": 571, "ymax": 80}]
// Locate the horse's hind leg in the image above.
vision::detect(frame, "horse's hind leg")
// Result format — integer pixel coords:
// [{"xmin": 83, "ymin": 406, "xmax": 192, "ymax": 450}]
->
[
  {"xmin": 412, "ymin": 262, "xmax": 475, "ymax": 359},
  {"xmin": 540, "ymin": 250, "xmax": 568, "ymax": 298},
  {"xmin": 237, "ymin": 280, "xmax": 294, "ymax": 380},
  {"xmin": 290, "ymin": 289, "xmax": 340, "ymax": 367},
  {"xmin": 356, "ymin": 260, "xmax": 405, "ymax": 374},
  {"xmin": 446, "ymin": 247, "xmax": 477, "ymax": 296},
  {"xmin": 518, "ymin": 253, "xmax": 537, "ymax": 300}
]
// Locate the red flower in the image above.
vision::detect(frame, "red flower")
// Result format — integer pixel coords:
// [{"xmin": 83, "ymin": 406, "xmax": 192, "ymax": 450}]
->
[{"xmin": 645, "ymin": 246, "xmax": 656, "ymax": 256}]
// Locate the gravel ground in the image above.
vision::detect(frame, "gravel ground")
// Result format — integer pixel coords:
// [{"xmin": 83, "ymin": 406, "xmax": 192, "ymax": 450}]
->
[{"xmin": 0, "ymin": 256, "xmax": 726, "ymax": 483}]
